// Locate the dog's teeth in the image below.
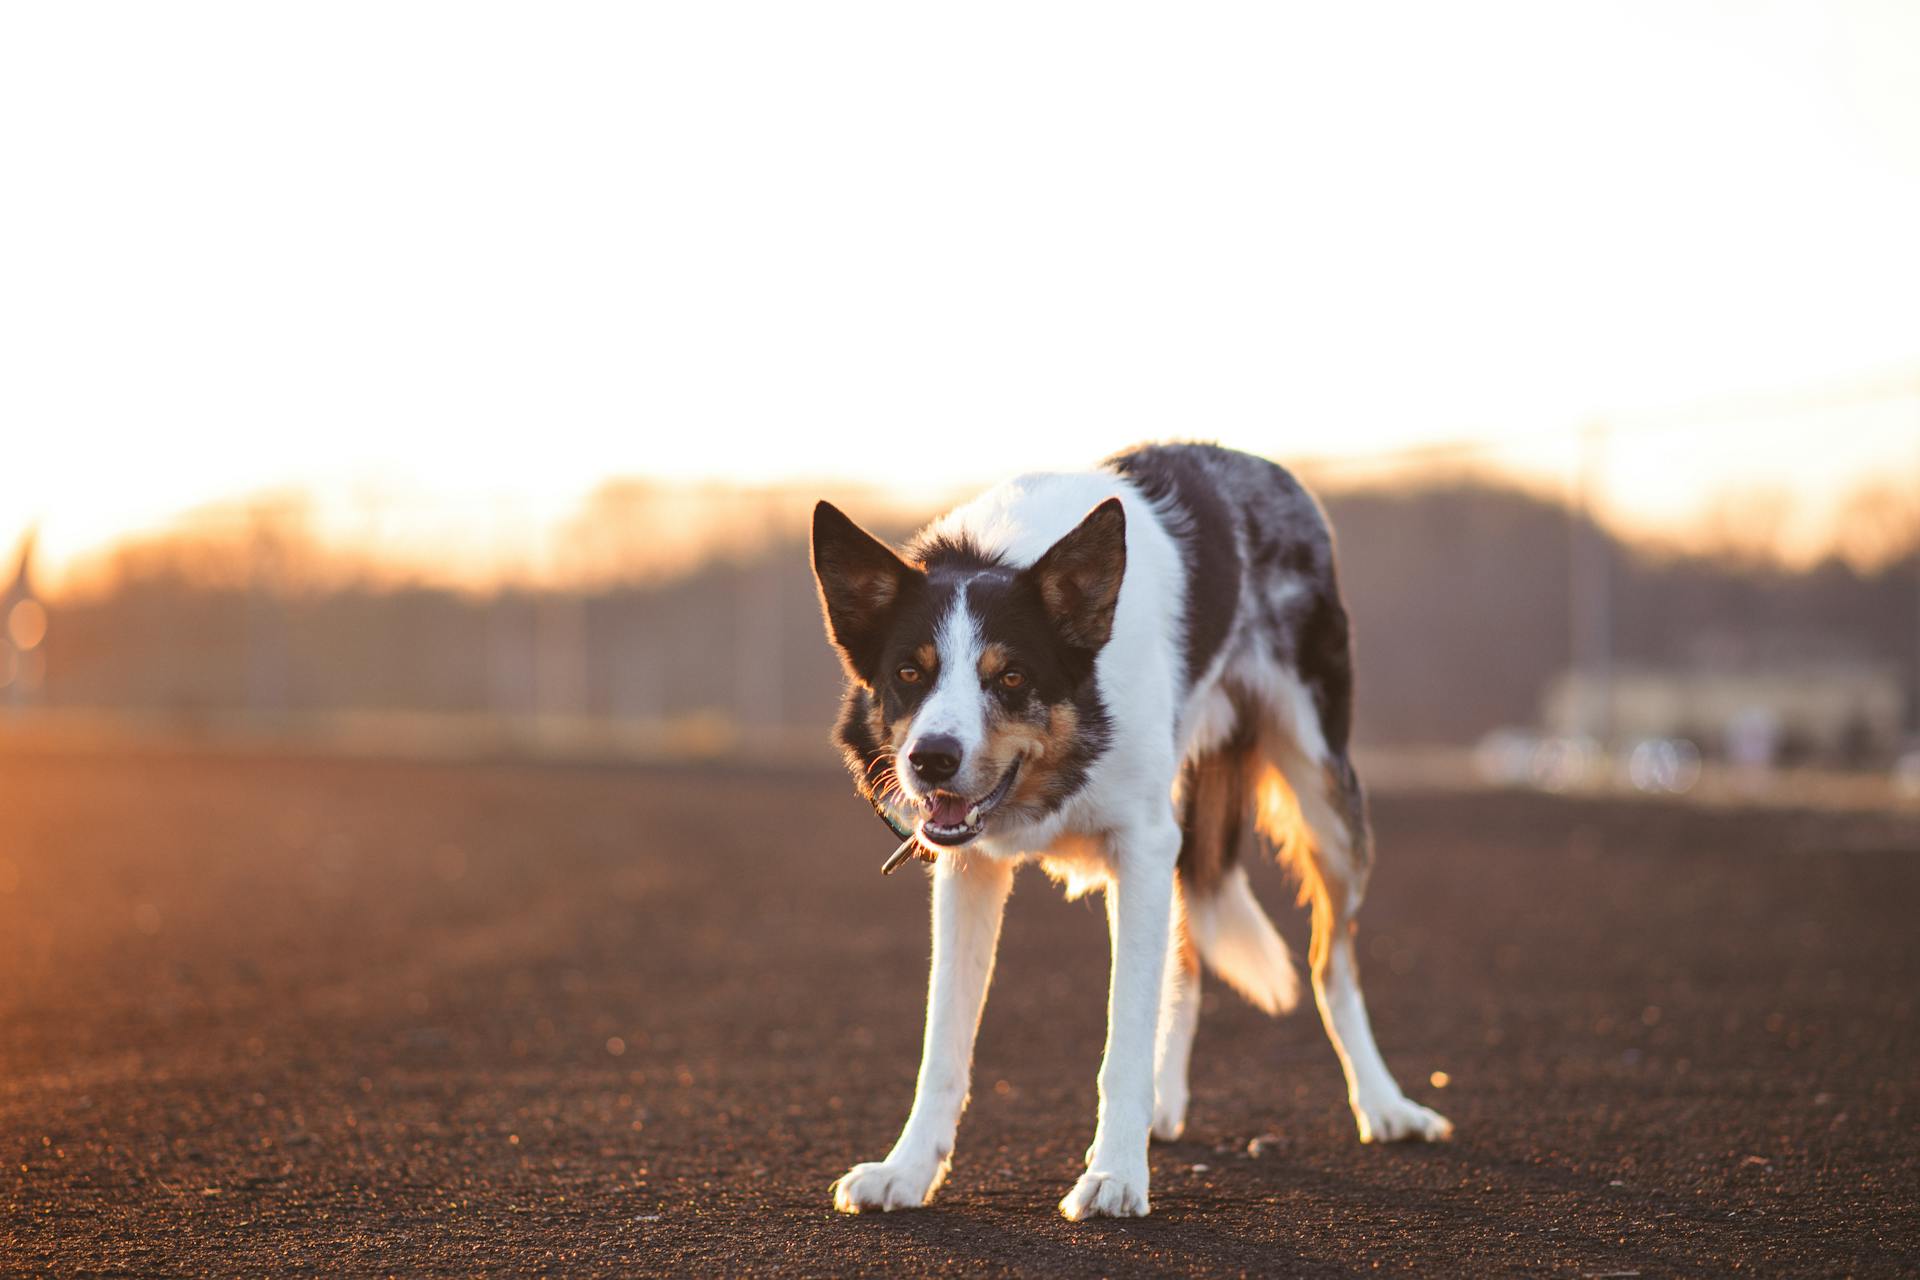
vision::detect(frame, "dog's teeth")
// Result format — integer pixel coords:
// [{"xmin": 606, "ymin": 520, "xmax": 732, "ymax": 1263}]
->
[{"xmin": 965, "ymin": 805, "xmax": 981, "ymax": 825}]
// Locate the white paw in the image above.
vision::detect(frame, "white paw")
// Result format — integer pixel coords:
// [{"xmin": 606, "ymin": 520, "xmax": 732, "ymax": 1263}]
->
[
  {"xmin": 1150, "ymin": 1088, "xmax": 1188, "ymax": 1142},
  {"xmin": 1058, "ymin": 1168, "xmax": 1151, "ymax": 1220},
  {"xmin": 1352, "ymin": 1093, "xmax": 1453, "ymax": 1144},
  {"xmin": 831, "ymin": 1157, "xmax": 946, "ymax": 1213}
]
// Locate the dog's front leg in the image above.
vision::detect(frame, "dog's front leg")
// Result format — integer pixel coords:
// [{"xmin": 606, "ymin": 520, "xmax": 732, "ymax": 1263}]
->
[
  {"xmin": 1059, "ymin": 818, "xmax": 1179, "ymax": 1221},
  {"xmin": 833, "ymin": 852, "xmax": 1014, "ymax": 1213}
]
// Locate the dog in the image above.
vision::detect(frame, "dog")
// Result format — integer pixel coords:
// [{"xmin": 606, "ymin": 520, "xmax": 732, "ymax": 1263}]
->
[{"xmin": 809, "ymin": 442, "xmax": 1451, "ymax": 1221}]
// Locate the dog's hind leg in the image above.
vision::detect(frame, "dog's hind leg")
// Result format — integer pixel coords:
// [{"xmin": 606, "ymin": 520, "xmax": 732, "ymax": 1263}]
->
[
  {"xmin": 1160, "ymin": 732, "xmax": 1301, "ymax": 1140},
  {"xmin": 1179, "ymin": 733, "xmax": 1300, "ymax": 1019},
  {"xmin": 1264, "ymin": 728, "xmax": 1451, "ymax": 1143},
  {"xmin": 1152, "ymin": 894, "xmax": 1200, "ymax": 1141}
]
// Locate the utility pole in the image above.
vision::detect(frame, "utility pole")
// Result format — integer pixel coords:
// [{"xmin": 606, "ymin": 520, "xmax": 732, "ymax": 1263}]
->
[
  {"xmin": 1569, "ymin": 422, "xmax": 1613, "ymax": 745},
  {"xmin": 1912, "ymin": 415, "xmax": 1920, "ymax": 741},
  {"xmin": 2, "ymin": 529, "xmax": 42, "ymax": 713}
]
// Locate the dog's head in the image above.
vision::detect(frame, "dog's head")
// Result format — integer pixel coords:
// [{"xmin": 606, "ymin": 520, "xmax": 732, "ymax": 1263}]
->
[{"xmin": 811, "ymin": 497, "xmax": 1125, "ymax": 847}]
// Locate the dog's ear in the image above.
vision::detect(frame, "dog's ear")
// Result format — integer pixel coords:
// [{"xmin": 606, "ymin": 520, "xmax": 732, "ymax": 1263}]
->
[
  {"xmin": 812, "ymin": 501, "xmax": 918, "ymax": 684},
  {"xmin": 1023, "ymin": 497, "xmax": 1127, "ymax": 652}
]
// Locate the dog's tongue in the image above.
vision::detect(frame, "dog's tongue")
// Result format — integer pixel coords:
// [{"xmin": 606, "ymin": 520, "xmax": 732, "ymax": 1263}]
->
[{"xmin": 929, "ymin": 793, "xmax": 970, "ymax": 827}]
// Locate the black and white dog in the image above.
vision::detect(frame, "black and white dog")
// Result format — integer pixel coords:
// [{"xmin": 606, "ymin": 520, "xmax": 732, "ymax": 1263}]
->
[{"xmin": 810, "ymin": 443, "xmax": 1450, "ymax": 1221}]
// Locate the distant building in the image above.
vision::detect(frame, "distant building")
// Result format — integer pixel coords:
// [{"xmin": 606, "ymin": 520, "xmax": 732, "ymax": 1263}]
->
[
  {"xmin": 2, "ymin": 530, "xmax": 47, "ymax": 709},
  {"xmin": 1543, "ymin": 663, "xmax": 1907, "ymax": 765}
]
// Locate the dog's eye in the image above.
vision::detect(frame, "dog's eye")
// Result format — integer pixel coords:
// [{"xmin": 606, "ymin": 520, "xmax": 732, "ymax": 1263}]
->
[
  {"xmin": 896, "ymin": 665, "xmax": 922, "ymax": 685},
  {"xmin": 998, "ymin": 669, "xmax": 1026, "ymax": 691}
]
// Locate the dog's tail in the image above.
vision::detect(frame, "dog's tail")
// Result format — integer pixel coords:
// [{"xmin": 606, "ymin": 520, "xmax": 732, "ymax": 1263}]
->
[
  {"xmin": 1176, "ymin": 737, "xmax": 1301, "ymax": 1016},
  {"xmin": 1185, "ymin": 865, "xmax": 1300, "ymax": 1014}
]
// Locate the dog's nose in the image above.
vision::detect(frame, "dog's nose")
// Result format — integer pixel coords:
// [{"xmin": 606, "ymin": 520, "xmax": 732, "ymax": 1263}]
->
[{"xmin": 908, "ymin": 735, "xmax": 962, "ymax": 786}]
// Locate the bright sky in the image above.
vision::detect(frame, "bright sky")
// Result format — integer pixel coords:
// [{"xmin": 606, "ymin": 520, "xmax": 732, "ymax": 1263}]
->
[{"xmin": 4, "ymin": 1, "xmax": 1919, "ymax": 586}]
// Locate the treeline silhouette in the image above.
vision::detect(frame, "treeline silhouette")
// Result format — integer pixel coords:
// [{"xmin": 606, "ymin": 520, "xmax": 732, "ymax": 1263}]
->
[{"xmin": 29, "ymin": 478, "xmax": 1920, "ymax": 747}]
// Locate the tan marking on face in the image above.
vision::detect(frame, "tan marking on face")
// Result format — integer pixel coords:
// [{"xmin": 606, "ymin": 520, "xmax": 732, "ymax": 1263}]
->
[
  {"xmin": 865, "ymin": 699, "xmax": 910, "ymax": 754},
  {"xmin": 995, "ymin": 701, "xmax": 1083, "ymax": 808},
  {"xmin": 976, "ymin": 642, "xmax": 1009, "ymax": 679},
  {"xmin": 913, "ymin": 643, "xmax": 937, "ymax": 672}
]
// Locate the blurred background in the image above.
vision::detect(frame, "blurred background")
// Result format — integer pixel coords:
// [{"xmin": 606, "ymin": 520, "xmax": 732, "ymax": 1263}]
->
[
  {"xmin": 3, "ymin": 2, "xmax": 1920, "ymax": 804},
  {"xmin": 4, "ymin": 5, "xmax": 1920, "ymax": 1272}
]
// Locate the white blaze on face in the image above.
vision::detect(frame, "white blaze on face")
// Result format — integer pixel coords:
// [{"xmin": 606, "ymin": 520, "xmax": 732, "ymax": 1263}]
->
[{"xmin": 906, "ymin": 583, "xmax": 989, "ymax": 791}]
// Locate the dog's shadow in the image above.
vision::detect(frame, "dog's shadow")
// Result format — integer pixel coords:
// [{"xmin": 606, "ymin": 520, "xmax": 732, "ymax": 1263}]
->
[
  {"xmin": 844, "ymin": 1203, "xmax": 1335, "ymax": 1279},
  {"xmin": 827, "ymin": 1146, "xmax": 1358, "ymax": 1279}
]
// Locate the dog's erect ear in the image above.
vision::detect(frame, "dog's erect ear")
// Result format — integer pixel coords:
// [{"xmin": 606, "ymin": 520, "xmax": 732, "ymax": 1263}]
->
[
  {"xmin": 1023, "ymin": 497, "xmax": 1127, "ymax": 652},
  {"xmin": 812, "ymin": 501, "xmax": 918, "ymax": 683}
]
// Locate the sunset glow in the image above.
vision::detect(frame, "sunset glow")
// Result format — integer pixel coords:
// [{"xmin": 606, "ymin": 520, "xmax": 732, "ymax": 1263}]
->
[{"xmin": 5, "ymin": 2, "xmax": 1919, "ymax": 587}]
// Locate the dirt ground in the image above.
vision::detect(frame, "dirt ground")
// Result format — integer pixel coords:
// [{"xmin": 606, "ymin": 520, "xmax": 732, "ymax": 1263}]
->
[{"xmin": 0, "ymin": 747, "xmax": 1914, "ymax": 1277}]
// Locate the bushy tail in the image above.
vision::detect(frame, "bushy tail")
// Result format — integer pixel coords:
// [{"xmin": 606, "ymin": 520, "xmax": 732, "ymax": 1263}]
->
[{"xmin": 1184, "ymin": 864, "xmax": 1300, "ymax": 1015}]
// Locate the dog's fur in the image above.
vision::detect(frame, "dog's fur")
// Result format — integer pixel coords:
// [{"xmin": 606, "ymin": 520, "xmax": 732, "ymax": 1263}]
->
[{"xmin": 811, "ymin": 443, "xmax": 1451, "ymax": 1221}]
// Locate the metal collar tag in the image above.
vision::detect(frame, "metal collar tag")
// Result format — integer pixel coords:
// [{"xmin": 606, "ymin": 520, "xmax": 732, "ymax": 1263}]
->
[{"xmin": 868, "ymin": 793, "xmax": 934, "ymax": 875}]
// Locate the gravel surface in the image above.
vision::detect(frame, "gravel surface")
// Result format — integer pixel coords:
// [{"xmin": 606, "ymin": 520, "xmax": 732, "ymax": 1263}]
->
[{"xmin": 1, "ymin": 749, "xmax": 1914, "ymax": 1276}]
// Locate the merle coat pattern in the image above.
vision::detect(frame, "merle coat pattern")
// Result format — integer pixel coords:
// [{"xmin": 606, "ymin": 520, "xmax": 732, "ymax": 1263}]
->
[{"xmin": 811, "ymin": 443, "xmax": 1451, "ymax": 1222}]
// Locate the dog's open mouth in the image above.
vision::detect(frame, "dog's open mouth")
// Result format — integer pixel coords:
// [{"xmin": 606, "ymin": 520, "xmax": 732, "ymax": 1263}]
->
[{"xmin": 917, "ymin": 758, "xmax": 1021, "ymax": 848}]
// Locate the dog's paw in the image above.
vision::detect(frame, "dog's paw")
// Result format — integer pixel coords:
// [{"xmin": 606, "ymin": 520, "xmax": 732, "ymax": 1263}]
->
[
  {"xmin": 831, "ymin": 1158, "xmax": 945, "ymax": 1214},
  {"xmin": 1058, "ymin": 1168, "xmax": 1151, "ymax": 1220},
  {"xmin": 1150, "ymin": 1088, "xmax": 1188, "ymax": 1142},
  {"xmin": 1352, "ymin": 1093, "xmax": 1453, "ymax": 1144}
]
